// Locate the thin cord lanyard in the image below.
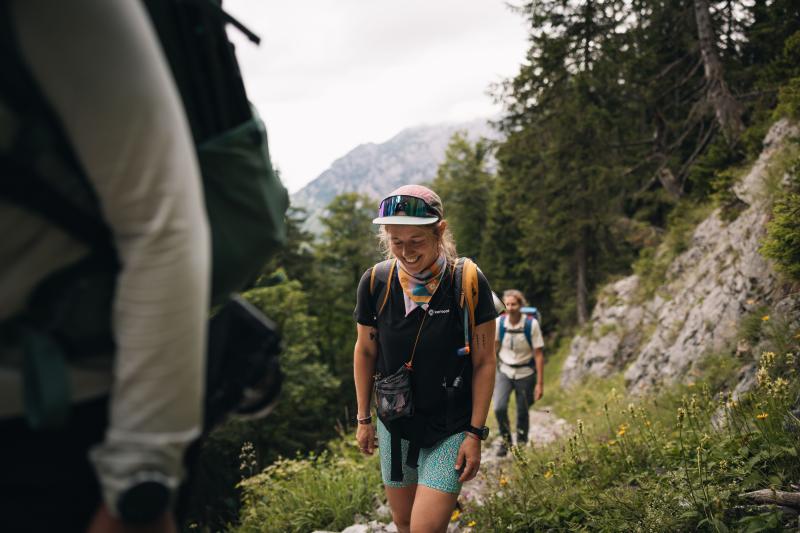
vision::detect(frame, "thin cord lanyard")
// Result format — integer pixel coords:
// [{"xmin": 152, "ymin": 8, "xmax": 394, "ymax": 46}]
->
[{"xmin": 404, "ymin": 309, "xmax": 427, "ymax": 370}]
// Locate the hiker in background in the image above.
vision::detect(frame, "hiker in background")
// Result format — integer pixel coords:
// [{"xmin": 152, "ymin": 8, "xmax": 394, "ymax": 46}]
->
[
  {"xmin": 0, "ymin": 2, "xmax": 209, "ymax": 531},
  {"xmin": 353, "ymin": 185, "xmax": 498, "ymax": 533},
  {"xmin": 492, "ymin": 289, "xmax": 545, "ymax": 457}
]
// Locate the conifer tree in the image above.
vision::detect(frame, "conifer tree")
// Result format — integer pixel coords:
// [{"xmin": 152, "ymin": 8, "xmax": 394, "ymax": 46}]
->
[{"xmin": 432, "ymin": 132, "xmax": 494, "ymax": 261}]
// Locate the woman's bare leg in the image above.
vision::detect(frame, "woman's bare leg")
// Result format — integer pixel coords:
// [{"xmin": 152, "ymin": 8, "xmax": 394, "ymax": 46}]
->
[
  {"xmin": 409, "ymin": 485, "xmax": 459, "ymax": 533},
  {"xmin": 386, "ymin": 485, "xmax": 417, "ymax": 533}
]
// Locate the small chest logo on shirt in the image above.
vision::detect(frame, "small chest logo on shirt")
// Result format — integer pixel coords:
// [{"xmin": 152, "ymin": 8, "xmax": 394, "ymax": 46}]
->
[{"xmin": 428, "ymin": 308, "xmax": 450, "ymax": 316}]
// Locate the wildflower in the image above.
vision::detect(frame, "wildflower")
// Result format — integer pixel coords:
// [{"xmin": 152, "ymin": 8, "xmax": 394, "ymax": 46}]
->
[
  {"xmin": 499, "ymin": 476, "xmax": 508, "ymax": 487},
  {"xmin": 544, "ymin": 470, "xmax": 554, "ymax": 479},
  {"xmin": 762, "ymin": 315, "xmax": 770, "ymax": 321},
  {"xmin": 756, "ymin": 412, "xmax": 769, "ymax": 420},
  {"xmin": 451, "ymin": 510, "xmax": 461, "ymax": 522},
  {"xmin": 617, "ymin": 424, "xmax": 628, "ymax": 437},
  {"xmin": 468, "ymin": 521, "xmax": 477, "ymax": 527},
  {"xmin": 677, "ymin": 407, "xmax": 686, "ymax": 423},
  {"xmin": 607, "ymin": 439, "xmax": 617, "ymax": 446},
  {"xmin": 644, "ymin": 420, "xmax": 652, "ymax": 427}
]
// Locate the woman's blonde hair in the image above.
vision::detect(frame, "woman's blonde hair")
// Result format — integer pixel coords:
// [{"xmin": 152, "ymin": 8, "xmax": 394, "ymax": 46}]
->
[
  {"xmin": 502, "ymin": 289, "xmax": 527, "ymax": 307},
  {"xmin": 378, "ymin": 221, "xmax": 458, "ymax": 264}
]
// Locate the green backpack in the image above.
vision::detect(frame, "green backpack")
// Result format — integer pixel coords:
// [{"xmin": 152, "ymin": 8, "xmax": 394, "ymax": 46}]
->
[{"xmin": 0, "ymin": 1, "xmax": 288, "ymax": 429}]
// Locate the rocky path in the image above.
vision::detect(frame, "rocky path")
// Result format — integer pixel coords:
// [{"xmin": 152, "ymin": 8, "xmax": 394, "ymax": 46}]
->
[{"xmin": 317, "ymin": 408, "xmax": 571, "ymax": 533}]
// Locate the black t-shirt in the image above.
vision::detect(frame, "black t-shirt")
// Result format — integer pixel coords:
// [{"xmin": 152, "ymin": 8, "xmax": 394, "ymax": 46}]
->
[{"xmin": 354, "ymin": 260, "xmax": 497, "ymax": 445}]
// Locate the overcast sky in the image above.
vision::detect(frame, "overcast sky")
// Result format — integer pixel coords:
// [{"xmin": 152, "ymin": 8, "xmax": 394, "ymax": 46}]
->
[{"xmin": 224, "ymin": 1, "xmax": 529, "ymax": 193}]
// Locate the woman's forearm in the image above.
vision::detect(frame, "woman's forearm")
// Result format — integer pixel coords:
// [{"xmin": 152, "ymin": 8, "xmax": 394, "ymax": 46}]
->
[
  {"xmin": 470, "ymin": 321, "xmax": 496, "ymax": 427},
  {"xmin": 353, "ymin": 326, "xmax": 377, "ymax": 418},
  {"xmin": 470, "ymin": 357, "xmax": 494, "ymax": 427}
]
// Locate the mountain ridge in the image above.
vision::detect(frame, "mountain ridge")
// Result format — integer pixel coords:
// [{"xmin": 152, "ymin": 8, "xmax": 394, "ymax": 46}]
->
[{"xmin": 291, "ymin": 118, "xmax": 498, "ymax": 234}]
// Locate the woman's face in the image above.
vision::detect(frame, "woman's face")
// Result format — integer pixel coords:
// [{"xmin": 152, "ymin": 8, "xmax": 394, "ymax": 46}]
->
[
  {"xmin": 503, "ymin": 296, "xmax": 521, "ymax": 314},
  {"xmin": 387, "ymin": 224, "xmax": 440, "ymax": 275}
]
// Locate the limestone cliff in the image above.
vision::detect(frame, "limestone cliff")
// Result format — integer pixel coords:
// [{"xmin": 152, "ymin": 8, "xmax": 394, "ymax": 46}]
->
[{"xmin": 561, "ymin": 119, "xmax": 800, "ymax": 394}]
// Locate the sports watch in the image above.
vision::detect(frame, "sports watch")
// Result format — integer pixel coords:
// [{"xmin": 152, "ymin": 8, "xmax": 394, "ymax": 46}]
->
[
  {"xmin": 117, "ymin": 478, "xmax": 171, "ymax": 525},
  {"xmin": 465, "ymin": 425, "xmax": 490, "ymax": 440}
]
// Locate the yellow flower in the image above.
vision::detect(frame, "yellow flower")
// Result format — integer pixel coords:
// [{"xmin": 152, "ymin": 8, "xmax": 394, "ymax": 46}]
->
[
  {"xmin": 762, "ymin": 315, "xmax": 770, "ymax": 321},
  {"xmin": 617, "ymin": 424, "xmax": 628, "ymax": 437},
  {"xmin": 468, "ymin": 521, "xmax": 477, "ymax": 527},
  {"xmin": 451, "ymin": 510, "xmax": 461, "ymax": 522},
  {"xmin": 544, "ymin": 470, "xmax": 554, "ymax": 479},
  {"xmin": 607, "ymin": 439, "xmax": 617, "ymax": 446},
  {"xmin": 499, "ymin": 476, "xmax": 508, "ymax": 487},
  {"xmin": 756, "ymin": 412, "xmax": 769, "ymax": 420},
  {"xmin": 645, "ymin": 420, "xmax": 652, "ymax": 427}
]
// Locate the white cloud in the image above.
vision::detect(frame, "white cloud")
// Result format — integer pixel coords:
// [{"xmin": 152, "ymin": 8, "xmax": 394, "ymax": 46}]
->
[{"xmin": 224, "ymin": 1, "xmax": 528, "ymax": 193}]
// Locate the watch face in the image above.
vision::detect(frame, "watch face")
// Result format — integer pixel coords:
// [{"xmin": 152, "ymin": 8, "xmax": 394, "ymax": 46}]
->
[
  {"xmin": 479, "ymin": 426, "xmax": 489, "ymax": 440},
  {"xmin": 118, "ymin": 481, "xmax": 170, "ymax": 525}
]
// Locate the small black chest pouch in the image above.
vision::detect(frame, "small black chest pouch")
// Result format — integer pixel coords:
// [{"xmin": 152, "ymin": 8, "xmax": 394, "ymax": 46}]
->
[
  {"xmin": 374, "ymin": 307, "xmax": 428, "ymax": 422},
  {"xmin": 374, "ymin": 363, "xmax": 413, "ymax": 421}
]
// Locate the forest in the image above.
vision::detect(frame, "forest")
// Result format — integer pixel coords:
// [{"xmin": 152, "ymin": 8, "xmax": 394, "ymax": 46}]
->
[{"xmin": 185, "ymin": 0, "xmax": 800, "ymax": 531}]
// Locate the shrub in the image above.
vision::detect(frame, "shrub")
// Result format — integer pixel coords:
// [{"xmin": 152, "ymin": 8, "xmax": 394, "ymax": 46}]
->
[
  {"xmin": 234, "ymin": 446, "xmax": 382, "ymax": 533},
  {"xmin": 462, "ymin": 349, "xmax": 800, "ymax": 532}
]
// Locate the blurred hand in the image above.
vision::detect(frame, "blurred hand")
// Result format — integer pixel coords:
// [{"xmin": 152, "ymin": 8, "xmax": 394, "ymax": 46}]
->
[
  {"xmin": 535, "ymin": 383, "xmax": 543, "ymax": 401},
  {"xmin": 356, "ymin": 422, "xmax": 376, "ymax": 455},
  {"xmin": 86, "ymin": 504, "xmax": 176, "ymax": 533},
  {"xmin": 455, "ymin": 435, "xmax": 481, "ymax": 483}
]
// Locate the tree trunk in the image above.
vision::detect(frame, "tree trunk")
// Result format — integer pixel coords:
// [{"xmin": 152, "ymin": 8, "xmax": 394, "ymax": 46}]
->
[
  {"xmin": 741, "ymin": 489, "xmax": 800, "ymax": 509},
  {"xmin": 575, "ymin": 240, "xmax": 589, "ymax": 325},
  {"xmin": 693, "ymin": 0, "xmax": 744, "ymax": 143}
]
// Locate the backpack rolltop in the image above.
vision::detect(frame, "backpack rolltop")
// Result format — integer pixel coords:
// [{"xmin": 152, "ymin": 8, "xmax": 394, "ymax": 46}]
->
[
  {"xmin": 0, "ymin": 1, "xmax": 288, "ymax": 430},
  {"xmin": 369, "ymin": 257, "xmax": 480, "ymax": 482}
]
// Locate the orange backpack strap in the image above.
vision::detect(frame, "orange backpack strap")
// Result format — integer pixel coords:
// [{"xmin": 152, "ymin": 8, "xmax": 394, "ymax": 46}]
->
[
  {"xmin": 462, "ymin": 258, "xmax": 479, "ymax": 334},
  {"xmin": 369, "ymin": 259, "xmax": 397, "ymax": 318}
]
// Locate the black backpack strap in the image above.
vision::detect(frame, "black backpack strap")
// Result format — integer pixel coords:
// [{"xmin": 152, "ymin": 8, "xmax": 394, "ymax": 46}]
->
[
  {"xmin": 407, "ymin": 442, "xmax": 421, "ymax": 470},
  {"xmin": 390, "ymin": 430, "xmax": 404, "ymax": 482},
  {"xmin": 369, "ymin": 259, "xmax": 396, "ymax": 319}
]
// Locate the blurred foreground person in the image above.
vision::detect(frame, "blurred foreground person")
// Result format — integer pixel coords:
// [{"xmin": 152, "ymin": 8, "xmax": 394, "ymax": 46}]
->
[
  {"xmin": 353, "ymin": 185, "xmax": 498, "ymax": 533},
  {"xmin": 492, "ymin": 290, "xmax": 544, "ymax": 457},
  {"xmin": 0, "ymin": 1, "xmax": 286, "ymax": 531}
]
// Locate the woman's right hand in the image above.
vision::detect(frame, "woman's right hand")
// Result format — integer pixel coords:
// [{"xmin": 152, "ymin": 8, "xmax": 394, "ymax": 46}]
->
[{"xmin": 356, "ymin": 421, "xmax": 376, "ymax": 455}]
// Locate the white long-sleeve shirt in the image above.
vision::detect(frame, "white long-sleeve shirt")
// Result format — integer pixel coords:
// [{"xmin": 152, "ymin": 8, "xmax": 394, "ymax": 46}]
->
[{"xmin": 1, "ymin": 0, "xmax": 210, "ymax": 516}]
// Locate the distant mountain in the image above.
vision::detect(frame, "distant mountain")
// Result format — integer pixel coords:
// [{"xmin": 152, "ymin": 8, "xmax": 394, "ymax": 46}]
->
[{"xmin": 291, "ymin": 118, "xmax": 498, "ymax": 235}]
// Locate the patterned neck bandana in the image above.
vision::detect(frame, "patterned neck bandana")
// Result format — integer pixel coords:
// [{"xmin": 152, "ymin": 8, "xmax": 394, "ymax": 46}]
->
[{"xmin": 396, "ymin": 254, "xmax": 448, "ymax": 316}]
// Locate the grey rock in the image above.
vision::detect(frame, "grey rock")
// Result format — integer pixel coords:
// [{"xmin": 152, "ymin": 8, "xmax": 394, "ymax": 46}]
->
[{"xmin": 562, "ymin": 119, "xmax": 800, "ymax": 394}]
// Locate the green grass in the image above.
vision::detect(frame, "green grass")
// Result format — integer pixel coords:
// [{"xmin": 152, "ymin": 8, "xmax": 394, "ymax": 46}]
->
[
  {"xmin": 461, "ymin": 348, "xmax": 800, "ymax": 532},
  {"xmin": 231, "ymin": 313, "xmax": 800, "ymax": 532},
  {"xmin": 232, "ymin": 438, "xmax": 383, "ymax": 533}
]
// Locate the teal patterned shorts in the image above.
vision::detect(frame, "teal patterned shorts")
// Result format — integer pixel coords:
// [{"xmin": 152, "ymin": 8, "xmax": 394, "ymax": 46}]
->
[{"xmin": 376, "ymin": 418, "xmax": 466, "ymax": 494}]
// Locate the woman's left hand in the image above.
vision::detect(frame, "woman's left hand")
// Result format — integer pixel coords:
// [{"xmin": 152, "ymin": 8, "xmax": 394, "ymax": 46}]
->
[{"xmin": 455, "ymin": 435, "xmax": 481, "ymax": 483}]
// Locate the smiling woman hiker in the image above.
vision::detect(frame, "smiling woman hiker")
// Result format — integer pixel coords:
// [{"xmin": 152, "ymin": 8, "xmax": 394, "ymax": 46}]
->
[{"xmin": 353, "ymin": 185, "xmax": 498, "ymax": 533}]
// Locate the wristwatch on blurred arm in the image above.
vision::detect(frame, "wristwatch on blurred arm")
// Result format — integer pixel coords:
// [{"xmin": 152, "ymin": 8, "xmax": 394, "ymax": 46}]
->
[
  {"xmin": 116, "ymin": 472, "xmax": 172, "ymax": 525},
  {"xmin": 465, "ymin": 425, "xmax": 489, "ymax": 440}
]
